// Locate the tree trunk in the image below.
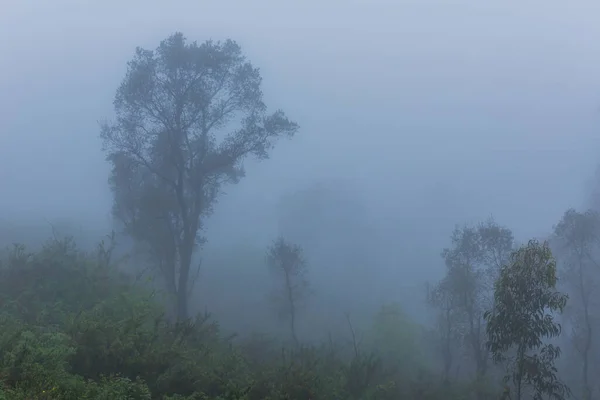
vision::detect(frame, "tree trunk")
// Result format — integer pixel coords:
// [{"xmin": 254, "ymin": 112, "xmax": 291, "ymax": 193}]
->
[
  {"xmin": 442, "ymin": 309, "xmax": 453, "ymax": 383},
  {"xmin": 468, "ymin": 309, "xmax": 488, "ymax": 386},
  {"xmin": 579, "ymin": 257, "xmax": 592, "ymax": 400},
  {"xmin": 156, "ymin": 249, "xmax": 179, "ymax": 322},
  {"xmin": 176, "ymin": 237, "xmax": 194, "ymax": 321},
  {"xmin": 285, "ymin": 272, "xmax": 299, "ymax": 347},
  {"xmin": 582, "ymin": 308, "xmax": 591, "ymax": 400},
  {"xmin": 516, "ymin": 344, "xmax": 525, "ymax": 400},
  {"xmin": 290, "ymin": 307, "xmax": 299, "ymax": 348},
  {"xmin": 176, "ymin": 282, "xmax": 189, "ymax": 321}
]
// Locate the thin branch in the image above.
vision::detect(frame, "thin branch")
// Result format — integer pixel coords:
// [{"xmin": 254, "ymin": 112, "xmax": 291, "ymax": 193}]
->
[{"xmin": 345, "ymin": 312, "xmax": 360, "ymax": 359}]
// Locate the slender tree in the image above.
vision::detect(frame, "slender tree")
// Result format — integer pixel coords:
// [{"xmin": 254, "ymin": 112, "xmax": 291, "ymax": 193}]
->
[
  {"xmin": 486, "ymin": 240, "xmax": 569, "ymax": 400},
  {"xmin": 553, "ymin": 208, "xmax": 600, "ymax": 400},
  {"xmin": 100, "ymin": 32, "xmax": 298, "ymax": 320},
  {"xmin": 442, "ymin": 225, "xmax": 488, "ymax": 381},
  {"xmin": 426, "ymin": 276, "xmax": 460, "ymax": 383},
  {"xmin": 439, "ymin": 218, "xmax": 513, "ymax": 383},
  {"xmin": 266, "ymin": 237, "xmax": 310, "ymax": 347}
]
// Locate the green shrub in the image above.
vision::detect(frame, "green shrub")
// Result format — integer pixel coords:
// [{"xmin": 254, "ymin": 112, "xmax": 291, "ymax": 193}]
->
[{"xmin": 0, "ymin": 237, "xmax": 496, "ymax": 399}]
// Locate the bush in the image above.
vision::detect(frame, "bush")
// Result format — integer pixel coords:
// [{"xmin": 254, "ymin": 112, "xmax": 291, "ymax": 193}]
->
[{"xmin": 0, "ymin": 236, "xmax": 495, "ymax": 399}]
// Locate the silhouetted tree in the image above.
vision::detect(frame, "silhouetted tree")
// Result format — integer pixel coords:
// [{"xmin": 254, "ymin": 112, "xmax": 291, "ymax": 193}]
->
[
  {"xmin": 486, "ymin": 240, "xmax": 569, "ymax": 400},
  {"xmin": 439, "ymin": 218, "xmax": 513, "ymax": 383},
  {"xmin": 100, "ymin": 32, "xmax": 298, "ymax": 320},
  {"xmin": 553, "ymin": 208, "xmax": 600, "ymax": 400},
  {"xmin": 427, "ymin": 276, "xmax": 460, "ymax": 383},
  {"xmin": 266, "ymin": 237, "xmax": 310, "ymax": 347}
]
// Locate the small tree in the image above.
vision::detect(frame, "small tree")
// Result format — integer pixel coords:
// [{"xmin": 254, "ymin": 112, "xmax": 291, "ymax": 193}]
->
[
  {"xmin": 266, "ymin": 237, "xmax": 310, "ymax": 347},
  {"xmin": 101, "ymin": 32, "xmax": 298, "ymax": 320},
  {"xmin": 486, "ymin": 240, "xmax": 570, "ymax": 400}
]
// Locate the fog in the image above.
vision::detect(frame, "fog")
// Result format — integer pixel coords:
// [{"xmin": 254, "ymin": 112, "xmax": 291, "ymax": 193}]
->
[{"xmin": 2, "ymin": 0, "xmax": 600, "ymax": 338}]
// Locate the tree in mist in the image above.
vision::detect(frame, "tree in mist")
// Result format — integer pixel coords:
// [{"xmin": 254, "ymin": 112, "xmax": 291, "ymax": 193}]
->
[
  {"xmin": 438, "ymin": 218, "xmax": 513, "ymax": 382},
  {"xmin": 553, "ymin": 208, "xmax": 600, "ymax": 400},
  {"xmin": 266, "ymin": 237, "xmax": 310, "ymax": 347},
  {"xmin": 427, "ymin": 276, "xmax": 461, "ymax": 383},
  {"xmin": 478, "ymin": 218, "xmax": 514, "ymax": 284},
  {"xmin": 100, "ymin": 32, "xmax": 299, "ymax": 320},
  {"xmin": 486, "ymin": 240, "xmax": 569, "ymax": 400}
]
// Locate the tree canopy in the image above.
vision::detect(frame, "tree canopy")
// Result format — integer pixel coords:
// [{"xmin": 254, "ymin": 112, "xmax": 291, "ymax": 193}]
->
[
  {"xmin": 100, "ymin": 32, "xmax": 298, "ymax": 320},
  {"xmin": 486, "ymin": 240, "xmax": 569, "ymax": 400}
]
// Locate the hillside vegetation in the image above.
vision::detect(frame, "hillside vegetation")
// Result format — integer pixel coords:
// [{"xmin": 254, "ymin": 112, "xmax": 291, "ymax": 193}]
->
[{"xmin": 0, "ymin": 236, "xmax": 474, "ymax": 400}]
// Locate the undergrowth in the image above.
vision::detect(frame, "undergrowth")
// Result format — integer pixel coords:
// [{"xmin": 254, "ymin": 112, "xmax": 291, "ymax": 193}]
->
[{"xmin": 0, "ymin": 236, "xmax": 493, "ymax": 399}]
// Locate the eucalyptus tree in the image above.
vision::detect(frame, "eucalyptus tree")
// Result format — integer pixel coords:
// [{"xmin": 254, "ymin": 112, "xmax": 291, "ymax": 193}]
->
[{"xmin": 486, "ymin": 240, "xmax": 569, "ymax": 400}]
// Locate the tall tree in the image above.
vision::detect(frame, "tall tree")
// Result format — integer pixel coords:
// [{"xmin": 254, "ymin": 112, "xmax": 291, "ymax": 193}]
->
[
  {"xmin": 486, "ymin": 240, "xmax": 569, "ymax": 400},
  {"xmin": 439, "ymin": 218, "xmax": 513, "ymax": 382},
  {"xmin": 266, "ymin": 237, "xmax": 310, "ymax": 347},
  {"xmin": 553, "ymin": 208, "xmax": 600, "ymax": 400},
  {"xmin": 101, "ymin": 32, "xmax": 299, "ymax": 320}
]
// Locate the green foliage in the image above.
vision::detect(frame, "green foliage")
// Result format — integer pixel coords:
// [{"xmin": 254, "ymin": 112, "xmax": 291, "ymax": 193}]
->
[
  {"xmin": 367, "ymin": 303, "xmax": 422, "ymax": 374},
  {"xmin": 486, "ymin": 240, "xmax": 570, "ymax": 400},
  {"xmin": 0, "ymin": 236, "xmax": 494, "ymax": 399}
]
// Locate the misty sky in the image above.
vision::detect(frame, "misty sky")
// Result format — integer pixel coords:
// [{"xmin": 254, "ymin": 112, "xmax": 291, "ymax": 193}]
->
[{"xmin": 1, "ymin": 0, "xmax": 600, "ymax": 261}]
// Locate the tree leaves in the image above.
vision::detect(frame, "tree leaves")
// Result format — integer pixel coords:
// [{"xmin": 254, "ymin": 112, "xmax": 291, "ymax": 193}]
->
[{"xmin": 486, "ymin": 240, "xmax": 569, "ymax": 400}]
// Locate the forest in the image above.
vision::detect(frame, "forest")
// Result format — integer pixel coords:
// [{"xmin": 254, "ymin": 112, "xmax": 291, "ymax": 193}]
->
[{"xmin": 1, "ymin": 24, "xmax": 600, "ymax": 400}]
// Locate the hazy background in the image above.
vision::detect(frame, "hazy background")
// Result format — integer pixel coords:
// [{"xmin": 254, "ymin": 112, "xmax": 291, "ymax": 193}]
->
[{"xmin": 1, "ymin": 0, "xmax": 600, "ymax": 335}]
